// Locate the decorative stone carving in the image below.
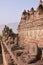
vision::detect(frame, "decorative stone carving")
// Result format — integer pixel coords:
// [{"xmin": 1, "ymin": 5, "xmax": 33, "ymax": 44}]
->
[{"xmin": 2, "ymin": 25, "xmax": 18, "ymax": 48}]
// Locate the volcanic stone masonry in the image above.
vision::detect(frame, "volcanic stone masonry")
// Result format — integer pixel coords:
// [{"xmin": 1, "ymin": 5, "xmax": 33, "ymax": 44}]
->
[
  {"xmin": 18, "ymin": 0, "xmax": 43, "ymax": 47},
  {"xmin": 2, "ymin": 25, "xmax": 18, "ymax": 49},
  {"xmin": 2, "ymin": 25, "xmax": 40, "ymax": 65},
  {"xmin": 1, "ymin": 0, "xmax": 43, "ymax": 65},
  {"xmin": 2, "ymin": 25, "xmax": 18, "ymax": 65}
]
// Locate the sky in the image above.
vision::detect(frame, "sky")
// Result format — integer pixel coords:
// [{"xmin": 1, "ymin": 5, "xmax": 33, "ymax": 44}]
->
[{"xmin": 0, "ymin": 0, "xmax": 41, "ymax": 25}]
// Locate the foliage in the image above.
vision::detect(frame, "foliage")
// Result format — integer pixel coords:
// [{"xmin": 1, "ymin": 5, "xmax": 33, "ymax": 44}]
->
[{"xmin": 0, "ymin": 35, "xmax": 2, "ymax": 40}]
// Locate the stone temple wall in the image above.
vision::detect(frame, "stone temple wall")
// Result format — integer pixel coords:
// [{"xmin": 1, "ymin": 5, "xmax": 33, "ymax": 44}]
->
[
  {"xmin": 18, "ymin": 1, "xmax": 43, "ymax": 47},
  {"xmin": 1, "ymin": 1, "xmax": 43, "ymax": 64},
  {"xmin": 2, "ymin": 25, "xmax": 18, "ymax": 49}
]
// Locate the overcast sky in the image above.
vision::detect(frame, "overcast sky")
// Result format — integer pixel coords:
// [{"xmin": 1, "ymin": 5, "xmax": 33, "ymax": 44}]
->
[{"xmin": 0, "ymin": 0, "xmax": 41, "ymax": 25}]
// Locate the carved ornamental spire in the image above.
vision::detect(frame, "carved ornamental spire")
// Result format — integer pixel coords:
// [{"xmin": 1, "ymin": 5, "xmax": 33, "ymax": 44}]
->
[{"xmin": 40, "ymin": 0, "xmax": 42, "ymax": 2}]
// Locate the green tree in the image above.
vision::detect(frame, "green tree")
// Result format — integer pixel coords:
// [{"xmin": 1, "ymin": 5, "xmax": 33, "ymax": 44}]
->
[{"xmin": 0, "ymin": 35, "xmax": 2, "ymax": 40}]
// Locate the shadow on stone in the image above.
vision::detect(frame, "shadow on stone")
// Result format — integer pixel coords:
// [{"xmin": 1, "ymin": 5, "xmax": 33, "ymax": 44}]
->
[
  {"xmin": 36, "ymin": 48, "xmax": 42, "ymax": 60},
  {"xmin": 29, "ymin": 48, "xmax": 42, "ymax": 64}
]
